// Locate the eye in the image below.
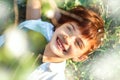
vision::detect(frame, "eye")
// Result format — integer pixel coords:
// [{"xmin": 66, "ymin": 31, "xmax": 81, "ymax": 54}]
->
[
  {"xmin": 75, "ymin": 38, "xmax": 84, "ymax": 49},
  {"xmin": 69, "ymin": 23, "xmax": 76, "ymax": 31},
  {"xmin": 76, "ymin": 40, "xmax": 80, "ymax": 47},
  {"xmin": 67, "ymin": 26, "xmax": 72, "ymax": 31}
]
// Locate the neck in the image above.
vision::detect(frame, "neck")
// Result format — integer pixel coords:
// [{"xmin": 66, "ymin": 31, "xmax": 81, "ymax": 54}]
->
[{"xmin": 42, "ymin": 43, "xmax": 65, "ymax": 63}]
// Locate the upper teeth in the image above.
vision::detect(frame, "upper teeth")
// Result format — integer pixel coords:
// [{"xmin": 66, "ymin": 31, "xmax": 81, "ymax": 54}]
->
[{"xmin": 57, "ymin": 38, "xmax": 64, "ymax": 50}]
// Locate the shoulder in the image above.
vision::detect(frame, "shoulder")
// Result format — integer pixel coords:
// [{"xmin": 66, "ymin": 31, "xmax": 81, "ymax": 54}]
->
[{"xmin": 27, "ymin": 61, "xmax": 66, "ymax": 80}]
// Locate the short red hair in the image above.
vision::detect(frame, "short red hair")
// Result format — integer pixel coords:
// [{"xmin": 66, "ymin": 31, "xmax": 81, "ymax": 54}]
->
[{"xmin": 55, "ymin": 6, "xmax": 104, "ymax": 55}]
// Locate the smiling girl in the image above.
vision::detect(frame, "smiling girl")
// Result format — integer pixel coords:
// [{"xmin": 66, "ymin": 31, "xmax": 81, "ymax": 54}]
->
[
  {"xmin": 25, "ymin": 0, "xmax": 104, "ymax": 80},
  {"xmin": 24, "ymin": 0, "xmax": 104, "ymax": 79},
  {"xmin": 0, "ymin": 0, "xmax": 104, "ymax": 80}
]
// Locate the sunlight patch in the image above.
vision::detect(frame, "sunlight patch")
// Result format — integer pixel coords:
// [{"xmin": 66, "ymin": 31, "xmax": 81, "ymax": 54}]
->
[
  {"xmin": 4, "ymin": 27, "xmax": 29, "ymax": 58},
  {"xmin": 90, "ymin": 50, "xmax": 120, "ymax": 80}
]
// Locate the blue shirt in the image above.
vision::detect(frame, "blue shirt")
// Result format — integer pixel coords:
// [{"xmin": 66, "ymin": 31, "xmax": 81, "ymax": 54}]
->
[{"xmin": 0, "ymin": 19, "xmax": 54, "ymax": 46}]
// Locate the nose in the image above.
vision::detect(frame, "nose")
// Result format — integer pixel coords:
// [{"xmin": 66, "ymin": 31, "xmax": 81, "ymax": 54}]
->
[
  {"xmin": 63, "ymin": 35, "xmax": 69, "ymax": 45},
  {"xmin": 63, "ymin": 35, "xmax": 76, "ymax": 45}
]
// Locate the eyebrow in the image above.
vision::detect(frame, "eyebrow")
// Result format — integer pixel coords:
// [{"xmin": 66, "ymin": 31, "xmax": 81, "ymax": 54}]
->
[{"xmin": 69, "ymin": 23, "xmax": 76, "ymax": 31}]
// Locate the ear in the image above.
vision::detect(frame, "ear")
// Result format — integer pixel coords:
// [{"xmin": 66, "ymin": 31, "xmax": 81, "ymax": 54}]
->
[{"xmin": 72, "ymin": 55, "xmax": 88, "ymax": 62}]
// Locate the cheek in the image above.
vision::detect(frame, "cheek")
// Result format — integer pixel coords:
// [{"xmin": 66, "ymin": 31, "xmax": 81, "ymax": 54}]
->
[
  {"xmin": 67, "ymin": 46, "xmax": 80, "ymax": 57},
  {"xmin": 70, "ymin": 46, "xmax": 86, "ymax": 57}
]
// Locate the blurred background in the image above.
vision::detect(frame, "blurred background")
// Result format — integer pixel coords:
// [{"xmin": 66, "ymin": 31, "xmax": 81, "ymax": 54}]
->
[{"xmin": 0, "ymin": 0, "xmax": 120, "ymax": 80}]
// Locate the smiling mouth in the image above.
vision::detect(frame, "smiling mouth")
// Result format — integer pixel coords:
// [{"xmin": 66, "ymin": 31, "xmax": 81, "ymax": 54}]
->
[{"xmin": 56, "ymin": 37, "xmax": 66, "ymax": 52}]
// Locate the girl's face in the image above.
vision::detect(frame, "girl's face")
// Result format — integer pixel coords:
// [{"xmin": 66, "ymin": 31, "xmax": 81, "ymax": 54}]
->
[{"xmin": 46, "ymin": 22, "xmax": 92, "ymax": 61}]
